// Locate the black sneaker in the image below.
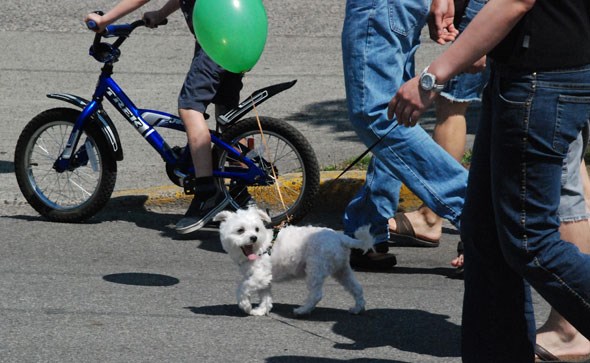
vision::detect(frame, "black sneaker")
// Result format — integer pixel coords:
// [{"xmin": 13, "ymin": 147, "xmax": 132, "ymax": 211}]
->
[
  {"xmin": 349, "ymin": 242, "xmax": 397, "ymax": 271},
  {"xmin": 175, "ymin": 189, "xmax": 230, "ymax": 234}
]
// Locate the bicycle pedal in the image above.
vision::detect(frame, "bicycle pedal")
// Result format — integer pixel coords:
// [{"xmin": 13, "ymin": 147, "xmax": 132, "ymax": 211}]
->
[{"xmin": 182, "ymin": 176, "xmax": 196, "ymax": 195}]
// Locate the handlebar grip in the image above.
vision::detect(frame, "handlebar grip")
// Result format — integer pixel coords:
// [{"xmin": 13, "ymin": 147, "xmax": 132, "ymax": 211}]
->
[{"xmin": 86, "ymin": 20, "xmax": 99, "ymax": 31}]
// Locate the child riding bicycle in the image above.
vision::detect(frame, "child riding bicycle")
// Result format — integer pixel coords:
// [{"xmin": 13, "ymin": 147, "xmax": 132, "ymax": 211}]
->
[{"xmin": 85, "ymin": 0, "xmax": 244, "ymax": 234}]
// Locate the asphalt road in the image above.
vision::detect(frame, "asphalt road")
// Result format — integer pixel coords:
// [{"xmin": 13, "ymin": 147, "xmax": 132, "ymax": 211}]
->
[{"xmin": 0, "ymin": 1, "xmax": 549, "ymax": 362}]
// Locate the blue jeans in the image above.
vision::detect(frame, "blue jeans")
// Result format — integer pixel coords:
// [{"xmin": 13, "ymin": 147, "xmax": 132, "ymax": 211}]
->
[
  {"xmin": 341, "ymin": 0, "xmax": 468, "ymax": 243},
  {"xmin": 461, "ymin": 63, "xmax": 590, "ymax": 362},
  {"xmin": 440, "ymin": 0, "xmax": 490, "ymax": 103}
]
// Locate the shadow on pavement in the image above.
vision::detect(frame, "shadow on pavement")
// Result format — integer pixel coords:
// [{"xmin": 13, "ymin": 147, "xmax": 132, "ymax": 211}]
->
[
  {"xmin": 267, "ymin": 357, "xmax": 405, "ymax": 363},
  {"xmin": 4, "ymin": 194, "xmax": 224, "ymax": 253},
  {"xmin": 103, "ymin": 272, "xmax": 179, "ymax": 287},
  {"xmin": 329, "ymin": 308, "xmax": 460, "ymax": 357},
  {"xmin": 0, "ymin": 160, "xmax": 14, "ymax": 173},
  {"xmin": 184, "ymin": 304, "xmax": 244, "ymax": 317},
  {"xmin": 186, "ymin": 302, "xmax": 460, "ymax": 358},
  {"xmin": 286, "ymin": 99, "xmax": 359, "ymax": 143},
  {"xmin": 285, "ymin": 98, "xmax": 481, "ymax": 145}
]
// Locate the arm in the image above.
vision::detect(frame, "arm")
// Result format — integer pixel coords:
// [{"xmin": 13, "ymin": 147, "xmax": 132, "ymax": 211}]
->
[
  {"xmin": 389, "ymin": 0, "xmax": 536, "ymax": 126},
  {"xmin": 84, "ymin": 0, "xmax": 151, "ymax": 31}
]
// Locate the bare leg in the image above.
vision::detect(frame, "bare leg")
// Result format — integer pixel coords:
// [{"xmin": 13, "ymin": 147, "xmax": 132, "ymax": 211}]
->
[
  {"xmin": 179, "ymin": 108, "xmax": 212, "ymax": 178},
  {"xmin": 536, "ymin": 160, "xmax": 590, "ymax": 358},
  {"xmin": 432, "ymin": 98, "xmax": 468, "ymax": 161},
  {"xmin": 389, "ymin": 99, "xmax": 468, "ymax": 244}
]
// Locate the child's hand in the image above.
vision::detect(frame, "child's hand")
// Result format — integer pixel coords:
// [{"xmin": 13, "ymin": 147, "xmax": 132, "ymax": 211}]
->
[
  {"xmin": 84, "ymin": 13, "xmax": 105, "ymax": 32},
  {"xmin": 143, "ymin": 11, "xmax": 164, "ymax": 28}
]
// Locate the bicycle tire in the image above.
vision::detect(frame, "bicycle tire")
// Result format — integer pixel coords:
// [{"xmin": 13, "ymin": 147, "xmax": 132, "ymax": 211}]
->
[
  {"xmin": 215, "ymin": 116, "xmax": 320, "ymax": 226},
  {"xmin": 14, "ymin": 107, "xmax": 117, "ymax": 222}
]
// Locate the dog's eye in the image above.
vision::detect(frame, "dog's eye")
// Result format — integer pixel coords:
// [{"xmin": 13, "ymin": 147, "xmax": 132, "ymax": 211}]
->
[
  {"xmin": 237, "ymin": 228, "xmax": 245, "ymax": 234},
  {"xmin": 255, "ymin": 227, "xmax": 259, "ymax": 232}
]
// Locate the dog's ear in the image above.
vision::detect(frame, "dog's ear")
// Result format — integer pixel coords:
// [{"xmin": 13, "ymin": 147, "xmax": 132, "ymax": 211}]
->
[
  {"xmin": 213, "ymin": 210, "xmax": 232, "ymax": 223},
  {"xmin": 255, "ymin": 208, "xmax": 272, "ymax": 224}
]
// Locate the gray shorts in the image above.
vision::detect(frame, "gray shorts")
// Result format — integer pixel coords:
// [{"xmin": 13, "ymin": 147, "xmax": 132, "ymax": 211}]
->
[
  {"xmin": 559, "ymin": 122, "xmax": 590, "ymax": 222},
  {"xmin": 177, "ymin": 42, "xmax": 243, "ymax": 113}
]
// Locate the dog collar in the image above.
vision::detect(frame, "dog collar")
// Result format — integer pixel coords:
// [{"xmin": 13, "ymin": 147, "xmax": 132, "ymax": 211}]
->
[
  {"xmin": 259, "ymin": 224, "xmax": 285, "ymax": 257},
  {"xmin": 258, "ymin": 246, "xmax": 273, "ymax": 257},
  {"xmin": 244, "ymin": 223, "xmax": 286, "ymax": 261},
  {"xmin": 256, "ymin": 226, "xmax": 282, "ymax": 257}
]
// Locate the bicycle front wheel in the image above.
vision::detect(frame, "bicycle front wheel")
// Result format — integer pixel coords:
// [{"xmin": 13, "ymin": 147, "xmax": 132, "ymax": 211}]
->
[
  {"xmin": 14, "ymin": 108, "xmax": 117, "ymax": 222},
  {"xmin": 216, "ymin": 116, "xmax": 320, "ymax": 226}
]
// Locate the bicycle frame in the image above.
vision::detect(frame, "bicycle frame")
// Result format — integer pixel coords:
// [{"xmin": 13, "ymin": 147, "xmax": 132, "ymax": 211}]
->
[{"xmin": 52, "ymin": 64, "xmax": 298, "ymax": 186}]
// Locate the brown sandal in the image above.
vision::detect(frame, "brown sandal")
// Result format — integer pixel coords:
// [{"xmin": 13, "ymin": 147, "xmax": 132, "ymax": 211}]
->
[
  {"xmin": 535, "ymin": 343, "xmax": 590, "ymax": 362},
  {"xmin": 389, "ymin": 212, "xmax": 440, "ymax": 248}
]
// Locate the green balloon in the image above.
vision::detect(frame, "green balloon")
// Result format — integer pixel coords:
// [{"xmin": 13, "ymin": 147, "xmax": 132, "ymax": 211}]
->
[{"xmin": 193, "ymin": 0, "xmax": 268, "ymax": 73}]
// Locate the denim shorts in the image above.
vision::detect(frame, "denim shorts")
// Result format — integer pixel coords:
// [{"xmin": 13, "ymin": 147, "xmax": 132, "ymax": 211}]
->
[
  {"xmin": 440, "ymin": 0, "xmax": 490, "ymax": 103},
  {"xmin": 559, "ymin": 122, "xmax": 590, "ymax": 222},
  {"xmin": 178, "ymin": 42, "xmax": 243, "ymax": 113}
]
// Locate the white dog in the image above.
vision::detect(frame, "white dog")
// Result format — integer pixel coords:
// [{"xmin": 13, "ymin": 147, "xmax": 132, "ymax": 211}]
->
[{"xmin": 213, "ymin": 207, "xmax": 374, "ymax": 317}]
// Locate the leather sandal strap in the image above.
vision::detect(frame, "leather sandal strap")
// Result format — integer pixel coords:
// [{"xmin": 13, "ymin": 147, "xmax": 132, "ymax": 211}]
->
[{"xmin": 535, "ymin": 344, "xmax": 560, "ymax": 361}]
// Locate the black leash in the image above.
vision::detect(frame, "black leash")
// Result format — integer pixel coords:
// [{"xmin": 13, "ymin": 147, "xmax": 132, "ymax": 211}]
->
[{"xmin": 324, "ymin": 123, "xmax": 396, "ymax": 188}]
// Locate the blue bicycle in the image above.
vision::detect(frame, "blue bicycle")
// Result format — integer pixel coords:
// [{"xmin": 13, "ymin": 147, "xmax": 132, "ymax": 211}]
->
[{"xmin": 14, "ymin": 19, "xmax": 320, "ymax": 226}]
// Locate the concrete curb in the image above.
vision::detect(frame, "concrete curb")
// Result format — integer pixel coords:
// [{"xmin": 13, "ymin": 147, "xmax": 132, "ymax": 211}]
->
[{"xmin": 111, "ymin": 170, "xmax": 423, "ymax": 213}]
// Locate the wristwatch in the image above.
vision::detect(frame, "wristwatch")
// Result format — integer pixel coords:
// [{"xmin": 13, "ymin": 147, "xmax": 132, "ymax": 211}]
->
[{"xmin": 419, "ymin": 66, "xmax": 445, "ymax": 93}]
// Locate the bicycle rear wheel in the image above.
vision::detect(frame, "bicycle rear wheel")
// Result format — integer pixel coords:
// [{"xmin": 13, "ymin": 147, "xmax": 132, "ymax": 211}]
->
[
  {"xmin": 14, "ymin": 108, "xmax": 117, "ymax": 222},
  {"xmin": 215, "ymin": 116, "xmax": 320, "ymax": 226}
]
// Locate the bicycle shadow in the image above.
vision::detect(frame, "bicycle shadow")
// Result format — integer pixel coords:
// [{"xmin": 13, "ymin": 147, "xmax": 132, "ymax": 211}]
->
[
  {"xmin": 186, "ymin": 303, "xmax": 460, "ymax": 358},
  {"xmin": 94, "ymin": 195, "xmax": 225, "ymax": 253},
  {"xmin": 5, "ymin": 194, "xmax": 225, "ymax": 253}
]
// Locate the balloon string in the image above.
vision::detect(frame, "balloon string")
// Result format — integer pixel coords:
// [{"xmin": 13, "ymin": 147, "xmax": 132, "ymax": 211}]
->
[
  {"xmin": 251, "ymin": 93, "xmax": 290, "ymax": 218},
  {"xmin": 244, "ymin": 75, "xmax": 291, "ymax": 223}
]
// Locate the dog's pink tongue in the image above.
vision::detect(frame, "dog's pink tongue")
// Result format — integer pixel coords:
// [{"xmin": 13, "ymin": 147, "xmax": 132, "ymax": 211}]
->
[{"xmin": 242, "ymin": 245, "xmax": 258, "ymax": 261}]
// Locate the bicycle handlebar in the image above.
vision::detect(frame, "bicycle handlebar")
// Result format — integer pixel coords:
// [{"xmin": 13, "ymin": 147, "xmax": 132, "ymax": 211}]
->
[
  {"xmin": 87, "ymin": 19, "xmax": 167, "ymax": 36},
  {"xmin": 86, "ymin": 14, "xmax": 167, "ymax": 63}
]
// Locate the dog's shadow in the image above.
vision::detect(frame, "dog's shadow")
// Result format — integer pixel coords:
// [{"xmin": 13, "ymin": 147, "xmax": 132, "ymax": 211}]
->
[{"xmin": 185, "ymin": 303, "xmax": 460, "ymax": 358}]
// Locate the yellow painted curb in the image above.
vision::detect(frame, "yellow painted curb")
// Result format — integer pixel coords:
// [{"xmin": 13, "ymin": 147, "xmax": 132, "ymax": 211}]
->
[
  {"xmin": 318, "ymin": 171, "xmax": 423, "ymax": 211},
  {"xmin": 112, "ymin": 171, "xmax": 424, "ymax": 212}
]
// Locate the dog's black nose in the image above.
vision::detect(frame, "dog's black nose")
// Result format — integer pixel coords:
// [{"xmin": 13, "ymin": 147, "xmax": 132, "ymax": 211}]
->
[{"xmin": 250, "ymin": 236, "xmax": 257, "ymax": 243}]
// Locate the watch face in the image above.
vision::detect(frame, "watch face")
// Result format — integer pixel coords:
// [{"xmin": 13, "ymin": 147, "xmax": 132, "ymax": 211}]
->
[{"xmin": 420, "ymin": 74, "xmax": 434, "ymax": 90}]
